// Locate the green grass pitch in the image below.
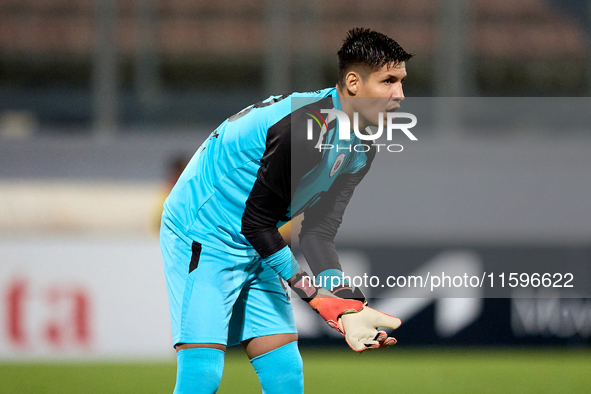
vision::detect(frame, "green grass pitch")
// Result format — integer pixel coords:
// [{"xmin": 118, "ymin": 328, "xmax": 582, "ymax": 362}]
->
[{"xmin": 1, "ymin": 348, "xmax": 590, "ymax": 393}]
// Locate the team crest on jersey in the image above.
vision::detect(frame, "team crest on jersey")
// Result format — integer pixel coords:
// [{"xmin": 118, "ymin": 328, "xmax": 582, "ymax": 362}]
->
[{"xmin": 330, "ymin": 153, "xmax": 346, "ymax": 177}]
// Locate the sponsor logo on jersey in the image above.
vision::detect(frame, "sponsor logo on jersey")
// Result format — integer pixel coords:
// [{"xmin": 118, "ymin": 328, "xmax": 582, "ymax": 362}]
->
[{"xmin": 330, "ymin": 153, "xmax": 346, "ymax": 177}]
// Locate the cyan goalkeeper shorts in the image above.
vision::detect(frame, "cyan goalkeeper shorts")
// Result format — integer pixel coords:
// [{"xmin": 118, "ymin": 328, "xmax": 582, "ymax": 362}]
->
[{"xmin": 160, "ymin": 215, "xmax": 297, "ymax": 347}]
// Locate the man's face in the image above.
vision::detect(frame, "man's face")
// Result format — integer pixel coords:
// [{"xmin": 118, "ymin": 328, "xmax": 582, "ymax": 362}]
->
[{"xmin": 353, "ymin": 62, "xmax": 407, "ymax": 129}]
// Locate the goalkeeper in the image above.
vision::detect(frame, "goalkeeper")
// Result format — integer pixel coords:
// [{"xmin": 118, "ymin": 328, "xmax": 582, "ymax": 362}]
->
[{"xmin": 160, "ymin": 28, "xmax": 412, "ymax": 394}]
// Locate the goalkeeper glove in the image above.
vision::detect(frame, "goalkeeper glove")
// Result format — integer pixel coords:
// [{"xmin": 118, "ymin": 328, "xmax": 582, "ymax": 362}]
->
[
  {"xmin": 289, "ymin": 271, "xmax": 364, "ymax": 335},
  {"xmin": 289, "ymin": 271, "xmax": 400, "ymax": 351},
  {"xmin": 329, "ymin": 284, "xmax": 399, "ymax": 351},
  {"xmin": 338, "ymin": 306, "xmax": 401, "ymax": 352}
]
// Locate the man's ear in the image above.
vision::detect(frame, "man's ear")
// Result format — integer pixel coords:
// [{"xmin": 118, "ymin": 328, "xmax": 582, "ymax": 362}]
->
[{"xmin": 345, "ymin": 71, "xmax": 361, "ymax": 96}]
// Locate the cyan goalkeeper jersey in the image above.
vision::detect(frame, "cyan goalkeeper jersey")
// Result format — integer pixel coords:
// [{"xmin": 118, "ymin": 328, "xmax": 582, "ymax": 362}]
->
[{"xmin": 163, "ymin": 87, "xmax": 376, "ymax": 276}]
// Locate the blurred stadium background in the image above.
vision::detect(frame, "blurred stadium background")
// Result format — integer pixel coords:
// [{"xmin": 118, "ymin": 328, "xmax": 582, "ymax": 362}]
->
[{"xmin": 1, "ymin": 0, "xmax": 591, "ymax": 393}]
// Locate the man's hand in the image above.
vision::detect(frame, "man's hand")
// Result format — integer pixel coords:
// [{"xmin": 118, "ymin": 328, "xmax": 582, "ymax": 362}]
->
[
  {"xmin": 288, "ymin": 271, "xmax": 399, "ymax": 350},
  {"xmin": 307, "ymin": 288, "xmax": 364, "ymax": 334},
  {"xmin": 328, "ymin": 282, "xmax": 400, "ymax": 351},
  {"xmin": 338, "ymin": 307, "xmax": 401, "ymax": 352},
  {"xmin": 289, "ymin": 272, "xmax": 363, "ymax": 334}
]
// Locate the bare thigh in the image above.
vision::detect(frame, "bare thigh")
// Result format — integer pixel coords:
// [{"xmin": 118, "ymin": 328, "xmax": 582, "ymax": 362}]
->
[
  {"xmin": 175, "ymin": 343, "xmax": 227, "ymax": 352},
  {"xmin": 242, "ymin": 333, "xmax": 298, "ymax": 359}
]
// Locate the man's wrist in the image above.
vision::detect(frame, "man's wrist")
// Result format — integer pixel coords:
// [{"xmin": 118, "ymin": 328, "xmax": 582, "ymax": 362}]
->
[
  {"xmin": 261, "ymin": 246, "xmax": 301, "ymax": 282},
  {"xmin": 288, "ymin": 271, "xmax": 318, "ymax": 301},
  {"xmin": 316, "ymin": 269, "xmax": 349, "ymax": 291}
]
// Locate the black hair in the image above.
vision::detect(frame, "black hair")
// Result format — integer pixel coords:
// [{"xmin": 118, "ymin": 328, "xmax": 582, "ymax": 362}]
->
[{"xmin": 337, "ymin": 28, "xmax": 413, "ymax": 88}]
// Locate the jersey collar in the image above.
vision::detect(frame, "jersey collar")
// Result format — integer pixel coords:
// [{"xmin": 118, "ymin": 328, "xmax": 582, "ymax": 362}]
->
[{"xmin": 331, "ymin": 88, "xmax": 343, "ymax": 112}]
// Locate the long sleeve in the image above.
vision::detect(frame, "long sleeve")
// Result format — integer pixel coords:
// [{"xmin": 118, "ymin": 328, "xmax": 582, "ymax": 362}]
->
[{"xmin": 299, "ymin": 150, "xmax": 375, "ymax": 276}]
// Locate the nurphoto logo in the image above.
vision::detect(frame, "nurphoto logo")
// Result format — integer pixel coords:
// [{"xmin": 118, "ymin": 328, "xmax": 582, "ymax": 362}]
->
[{"xmin": 305, "ymin": 108, "xmax": 417, "ymax": 152}]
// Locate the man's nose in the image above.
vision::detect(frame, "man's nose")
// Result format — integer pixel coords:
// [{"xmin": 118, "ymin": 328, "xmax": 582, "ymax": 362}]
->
[
  {"xmin": 393, "ymin": 83, "xmax": 404, "ymax": 99},
  {"xmin": 396, "ymin": 84, "xmax": 404, "ymax": 100}
]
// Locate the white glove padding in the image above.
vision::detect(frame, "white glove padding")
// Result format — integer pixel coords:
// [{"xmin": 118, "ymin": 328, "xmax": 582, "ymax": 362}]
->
[{"xmin": 338, "ymin": 306, "xmax": 401, "ymax": 352}]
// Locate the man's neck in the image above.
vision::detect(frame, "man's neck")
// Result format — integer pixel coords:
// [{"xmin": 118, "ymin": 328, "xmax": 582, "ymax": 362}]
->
[{"xmin": 335, "ymin": 84, "xmax": 357, "ymax": 127}]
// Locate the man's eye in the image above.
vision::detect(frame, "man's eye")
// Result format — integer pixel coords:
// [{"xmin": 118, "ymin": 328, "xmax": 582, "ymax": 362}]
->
[{"xmin": 384, "ymin": 79, "xmax": 392, "ymax": 84}]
